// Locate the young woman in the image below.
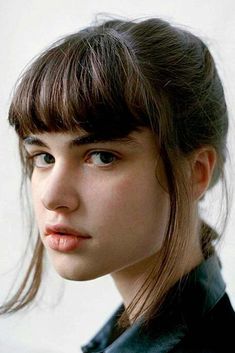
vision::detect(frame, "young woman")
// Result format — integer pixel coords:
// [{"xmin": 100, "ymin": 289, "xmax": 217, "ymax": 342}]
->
[{"xmin": 1, "ymin": 16, "xmax": 235, "ymax": 352}]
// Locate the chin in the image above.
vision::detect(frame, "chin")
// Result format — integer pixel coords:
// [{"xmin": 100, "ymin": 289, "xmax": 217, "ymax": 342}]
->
[
  {"xmin": 48, "ymin": 254, "xmax": 107, "ymax": 281},
  {"xmin": 55, "ymin": 269, "xmax": 96, "ymax": 282}
]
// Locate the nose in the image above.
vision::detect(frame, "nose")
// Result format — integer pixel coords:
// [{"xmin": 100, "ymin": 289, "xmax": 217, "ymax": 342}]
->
[{"xmin": 40, "ymin": 162, "xmax": 80, "ymax": 212}]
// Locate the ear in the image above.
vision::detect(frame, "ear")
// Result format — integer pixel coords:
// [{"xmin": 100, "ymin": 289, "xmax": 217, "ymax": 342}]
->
[{"xmin": 189, "ymin": 147, "xmax": 217, "ymax": 201}]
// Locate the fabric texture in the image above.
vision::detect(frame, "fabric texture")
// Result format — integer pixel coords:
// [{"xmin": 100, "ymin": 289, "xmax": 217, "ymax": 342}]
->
[{"xmin": 81, "ymin": 255, "xmax": 235, "ymax": 353}]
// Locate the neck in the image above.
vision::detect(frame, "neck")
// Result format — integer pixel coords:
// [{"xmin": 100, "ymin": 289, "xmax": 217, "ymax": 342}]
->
[
  {"xmin": 111, "ymin": 219, "xmax": 204, "ymax": 324},
  {"xmin": 111, "ymin": 253, "xmax": 157, "ymax": 305}
]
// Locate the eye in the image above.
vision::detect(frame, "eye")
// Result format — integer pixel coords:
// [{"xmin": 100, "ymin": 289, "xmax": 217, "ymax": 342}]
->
[
  {"xmin": 85, "ymin": 151, "xmax": 118, "ymax": 166},
  {"xmin": 30, "ymin": 153, "xmax": 55, "ymax": 168}
]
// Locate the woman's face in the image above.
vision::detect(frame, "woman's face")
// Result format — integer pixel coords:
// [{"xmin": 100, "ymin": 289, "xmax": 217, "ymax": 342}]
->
[{"xmin": 25, "ymin": 128, "xmax": 170, "ymax": 281}]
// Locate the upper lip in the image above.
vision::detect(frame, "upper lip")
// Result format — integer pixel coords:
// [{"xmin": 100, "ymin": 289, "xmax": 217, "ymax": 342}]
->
[{"xmin": 45, "ymin": 224, "xmax": 91, "ymax": 238}]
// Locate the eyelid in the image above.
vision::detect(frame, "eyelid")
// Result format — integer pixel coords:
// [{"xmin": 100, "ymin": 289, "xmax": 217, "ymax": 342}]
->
[
  {"xmin": 85, "ymin": 146, "xmax": 121, "ymax": 154},
  {"xmin": 84, "ymin": 150, "xmax": 121, "ymax": 168},
  {"xmin": 25, "ymin": 151, "xmax": 54, "ymax": 167},
  {"xmin": 24, "ymin": 150, "xmax": 49, "ymax": 159},
  {"xmin": 24, "ymin": 146, "xmax": 50, "ymax": 155},
  {"xmin": 24, "ymin": 147, "xmax": 122, "ymax": 164}
]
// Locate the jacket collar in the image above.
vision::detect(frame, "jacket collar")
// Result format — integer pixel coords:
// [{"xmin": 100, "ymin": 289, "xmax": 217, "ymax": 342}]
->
[{"xmin": 81, "ymin": 255, "xmax": 226, "ymax": 353}]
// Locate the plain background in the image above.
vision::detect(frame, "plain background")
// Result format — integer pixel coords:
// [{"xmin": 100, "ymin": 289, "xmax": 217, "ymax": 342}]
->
[{"xmin": 0, "ymin": 1, "xmax": 235, "ymax": 352}]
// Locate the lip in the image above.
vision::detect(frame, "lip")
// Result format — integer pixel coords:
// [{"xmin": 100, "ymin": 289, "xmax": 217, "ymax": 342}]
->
[
  {"xmin": 44, "ymin": 224, "xmax": 92, "ymax": 252},
  {"xmin": 45, "ymin": 224, "xmax": 92, "ymax": 238}
]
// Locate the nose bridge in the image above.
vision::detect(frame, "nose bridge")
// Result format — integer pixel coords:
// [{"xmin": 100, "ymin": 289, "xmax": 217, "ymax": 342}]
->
[{"xmin": 41, "ymin": 161, "xmax": 79, "ymax": 211}]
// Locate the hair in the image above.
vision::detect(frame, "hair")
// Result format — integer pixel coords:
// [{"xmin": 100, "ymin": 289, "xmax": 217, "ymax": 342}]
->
[{"xmin": 1, "ymin": 16, "xmax": 230, "ymax": 329}]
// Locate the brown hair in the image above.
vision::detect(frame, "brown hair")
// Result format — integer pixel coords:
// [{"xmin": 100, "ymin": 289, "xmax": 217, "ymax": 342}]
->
[{"xmin": 1, "ymin": 17, "xmax": 229, "ymax": 328}]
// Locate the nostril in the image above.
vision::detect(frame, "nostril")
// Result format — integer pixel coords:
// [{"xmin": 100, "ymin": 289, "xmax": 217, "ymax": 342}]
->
[
  {"xmin": 41, "ymin": 195, "xmax": 80, "ymax": 213},
  {"xmin": 40, "ymin": 177, "xmax": 80, "ymax": 212}
]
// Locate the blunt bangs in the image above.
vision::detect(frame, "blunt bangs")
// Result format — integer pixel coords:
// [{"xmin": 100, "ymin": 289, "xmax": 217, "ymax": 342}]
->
[{"xmin": 8, "ymin": 29, "xmax": 153, "ymax": 139}]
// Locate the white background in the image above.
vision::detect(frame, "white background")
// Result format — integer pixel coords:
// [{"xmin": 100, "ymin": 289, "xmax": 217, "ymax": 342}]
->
[{"xmin": 0, "ymin": 1, "xmax": 235, "ymax": 352}]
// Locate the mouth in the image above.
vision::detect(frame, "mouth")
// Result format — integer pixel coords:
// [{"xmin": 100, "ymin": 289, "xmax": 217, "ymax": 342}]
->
[
  {"xmin": 45, "ymin": 224, "xmax": 91, "ymax": 238},
  {"xmin": 44, "ymin": 224, "xmax": 92, "ymax": 252}
]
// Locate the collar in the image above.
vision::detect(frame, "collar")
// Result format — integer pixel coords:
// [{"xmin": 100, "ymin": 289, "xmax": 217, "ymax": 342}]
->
[{"xmin": 81, "ymin": 255, "xmax": 226, "ymax": 353}]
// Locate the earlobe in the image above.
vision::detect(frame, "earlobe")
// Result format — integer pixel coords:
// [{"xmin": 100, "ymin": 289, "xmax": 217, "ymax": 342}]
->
[{"xmin": 190, "ymin": 147, "xmax": 217, "ymax": 201}]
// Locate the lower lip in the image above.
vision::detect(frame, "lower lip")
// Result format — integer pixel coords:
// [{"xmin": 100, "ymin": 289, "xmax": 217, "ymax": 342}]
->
[{"xmin": 45, "ymin": 234, "xmax": 90, "ymax": 252}]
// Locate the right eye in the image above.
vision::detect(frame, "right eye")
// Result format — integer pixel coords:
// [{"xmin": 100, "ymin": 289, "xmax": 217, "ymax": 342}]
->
[{"xmin": 29, "ymin": 153, "xmax": 55, "ymax": 168}]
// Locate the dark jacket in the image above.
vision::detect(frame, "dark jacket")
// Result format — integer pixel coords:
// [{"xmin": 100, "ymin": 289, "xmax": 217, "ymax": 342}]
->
[{"xmin": 81, "ymin": 255, "xmax": 235, "ymax": 353}]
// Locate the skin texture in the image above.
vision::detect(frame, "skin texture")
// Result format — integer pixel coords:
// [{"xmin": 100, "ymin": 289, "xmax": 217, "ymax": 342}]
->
[
  {"xmin": 25, "ymin": 129, "xmax": 170, "ymax": 278},
  {"xmin": 24, "ymin": 127, "xmax": 216, "ymax": 312}
]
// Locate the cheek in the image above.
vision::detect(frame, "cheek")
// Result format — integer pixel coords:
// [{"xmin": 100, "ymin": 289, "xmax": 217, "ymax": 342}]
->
[
  {"xmin": 30, "ymin": 180, "xmax": 38, "ymax": 211},
  {"xmin": 30, "ymin": 178, "xmax": 44, "ymax": 225},
  {"xmin": 88, "ymin": 171, "xmax": 170, "ymax": 247}
]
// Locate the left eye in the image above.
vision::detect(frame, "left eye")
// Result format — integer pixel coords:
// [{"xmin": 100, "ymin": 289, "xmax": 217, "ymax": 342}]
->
[
  {"xmin": 86, "ymin": 152, "xmax": 117, "ymax": 166},
  {"xmin": 31, "ymin": 153, "xmax": 55, "ymax": 168}
]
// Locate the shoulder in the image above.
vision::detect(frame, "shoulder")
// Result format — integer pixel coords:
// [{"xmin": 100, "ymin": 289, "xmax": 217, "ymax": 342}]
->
[{"xmin": 171, "ymin": 293, "xmax": 235, "ymax": 353}]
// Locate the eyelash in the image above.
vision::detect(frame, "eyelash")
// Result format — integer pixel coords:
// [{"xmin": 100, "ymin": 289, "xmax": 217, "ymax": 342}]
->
[
  {"xmin": 26, "ymin": 151, "xmax": 120, "ymax": 168},
  {"xmin": 85, "ymin": 151, "xmax": 119, "ymax": 166},
  {"xmin": 25, "ymin": 153, "xmax": 54, "ymax": 168}
]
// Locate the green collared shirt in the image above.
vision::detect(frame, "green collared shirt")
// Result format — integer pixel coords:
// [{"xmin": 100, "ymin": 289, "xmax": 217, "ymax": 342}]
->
[{"xmin": 81, "ymin": 255, "xmax": 235, "ymax": 353}]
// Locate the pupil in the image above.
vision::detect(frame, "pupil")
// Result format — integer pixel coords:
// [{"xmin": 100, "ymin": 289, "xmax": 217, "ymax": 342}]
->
[
  {"xmin": 100, "ymin": 153, "xmax": 114, "ymax": 164},
  {"xmin": 44, "ymin": 154, "xmax": 54, "ymax": 163}
]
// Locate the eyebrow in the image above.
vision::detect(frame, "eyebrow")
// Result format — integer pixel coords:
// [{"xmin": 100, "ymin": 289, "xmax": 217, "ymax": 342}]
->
[{"xmin": 23, "ymin": 133, "xmax": 140, "ymax": 149}]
